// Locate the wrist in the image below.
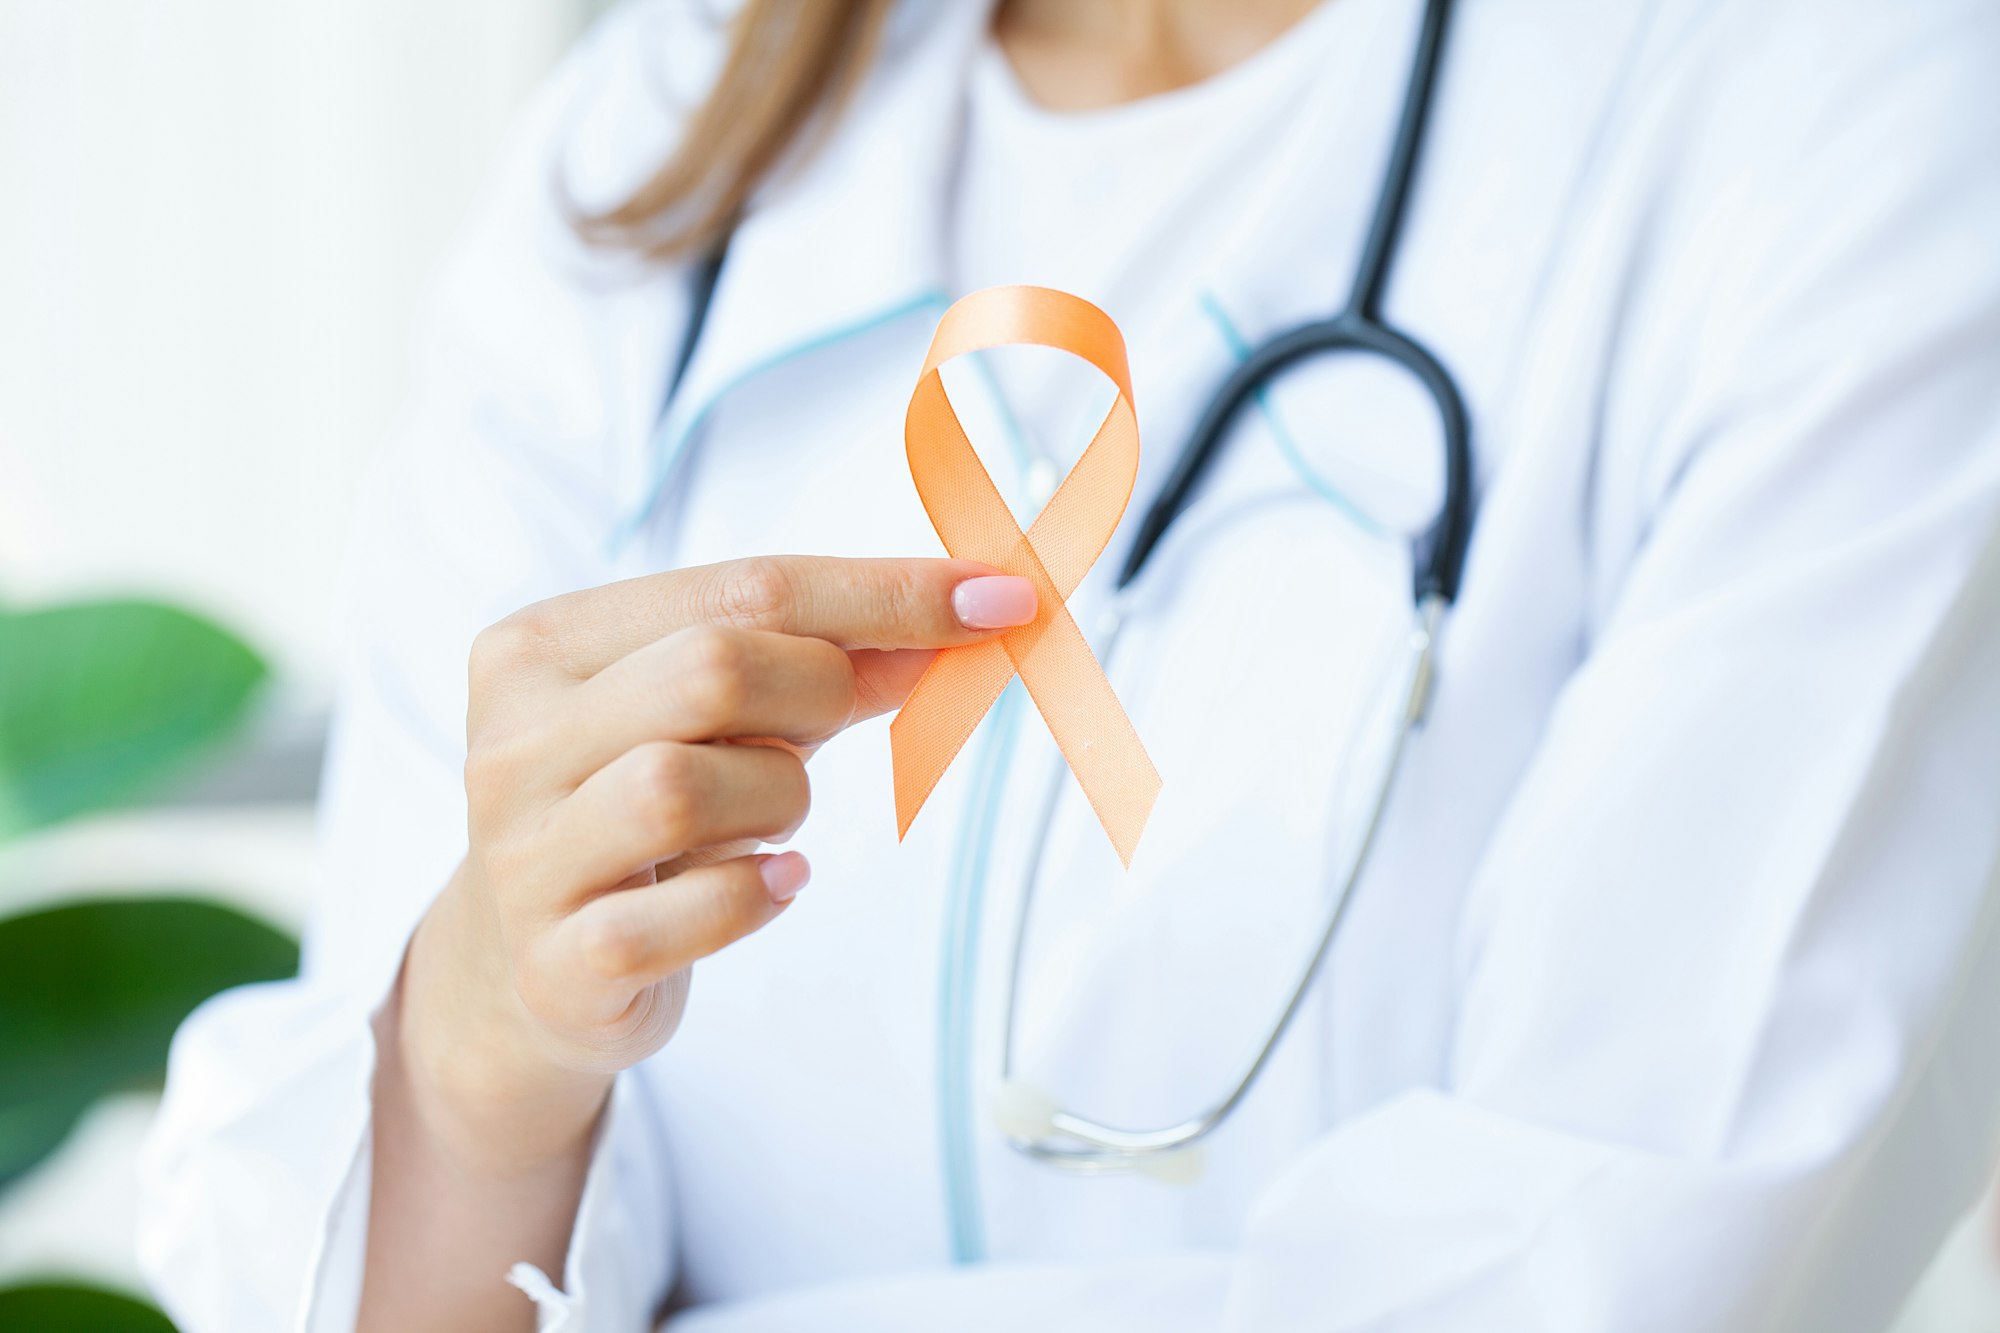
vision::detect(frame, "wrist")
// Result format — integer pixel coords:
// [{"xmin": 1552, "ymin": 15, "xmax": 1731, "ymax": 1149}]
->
[{"xmin": 387, "ymin": 873, "xmax": 611, "ymax": 1176}]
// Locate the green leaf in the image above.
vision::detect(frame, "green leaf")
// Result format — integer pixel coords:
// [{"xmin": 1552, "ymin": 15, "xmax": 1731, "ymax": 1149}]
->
[
  {"xmin": 0, "ymin": 1092, "xmax": 94, "ymax": 1188},
  {"xmin": 0, "ymin": 599, "xmax": 269, "ymax": 837},
  {"xmin": 0, "ymin": 897, "xmax": 298, "ymax": 1186},
  {"xmin": 0, "ymin": 1282, "xmax": 178, "ymax": 1332}
]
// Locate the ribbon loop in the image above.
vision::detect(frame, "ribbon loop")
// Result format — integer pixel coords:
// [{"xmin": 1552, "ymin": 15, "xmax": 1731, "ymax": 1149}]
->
[{"xmin": 892, "ymin": 286, "xmax": 1160, "ymax": 868}]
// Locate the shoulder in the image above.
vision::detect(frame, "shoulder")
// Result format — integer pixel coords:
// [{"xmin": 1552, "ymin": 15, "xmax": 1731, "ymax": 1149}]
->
[
  {"xmin": 447, "ymin": 0, "xmax": 732, "ymax": 275},
  {"xmin": 413, "ymin": 0, "xmax": 738, "ymax": 376},
  {"xmin": 378, "ymin": 0, "xmax": 743, "ymax": 582},
  {"xmin": 1654, "ymin": 0, "xmax": 2000, "ymax": 188},
  {"xmin": 1540, "ymin": 0, "xmax": 2000, "ymax": 602},
  {"xmin": 541, "ymin": 0, "xmax": 955, "ymax": 217},
  {"xmin": 1710, "ymin": 0, "xmax": 2000, "ymax": 100},
  {"xmin": 1589, "ymin": 0, "xmax": 2000, "ymax": 368},
  {"xmin": 541, "ymin": 0, "xmax": 736, "ymax": 216}
]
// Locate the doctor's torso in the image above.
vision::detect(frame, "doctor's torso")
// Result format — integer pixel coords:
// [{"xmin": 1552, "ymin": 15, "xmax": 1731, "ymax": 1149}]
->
[{"xmin": 598, "ymin": 0, "xmax": 1670, "ymax": 1298}]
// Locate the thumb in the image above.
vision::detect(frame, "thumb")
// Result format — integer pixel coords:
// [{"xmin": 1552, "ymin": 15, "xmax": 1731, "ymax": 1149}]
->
[{"xmin": 773, "ymin": 557, "xmax": 1037, "ymax": 650}]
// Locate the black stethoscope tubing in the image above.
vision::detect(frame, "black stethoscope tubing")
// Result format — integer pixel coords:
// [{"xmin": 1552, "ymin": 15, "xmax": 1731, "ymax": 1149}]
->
[
  {"xmin": 665, "ymin": 0, "xmax": 1470, "ymax": 608},
  {"xmin": 1116, "ymin": 0, "xmax": 1470, "ymax": 602}
]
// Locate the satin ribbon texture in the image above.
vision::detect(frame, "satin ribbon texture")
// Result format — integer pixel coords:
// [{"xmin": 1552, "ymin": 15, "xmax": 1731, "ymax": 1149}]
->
[{"xmin": 891, "ymin": 285, "xmax": 1160, "ymax": 868}]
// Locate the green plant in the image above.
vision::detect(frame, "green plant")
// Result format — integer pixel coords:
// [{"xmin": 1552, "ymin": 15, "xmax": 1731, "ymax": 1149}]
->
[
  {"xmin": 0, "ymin": 600, "xmax": 268, "ymax": 838},
  {"xmin": 0, "ymin": 1281, "xmax": 178, "ymax": 1331},
  {"xmin": 0, "ymin": 897, "xmax": 298, "ymax": 1185},
  {"xmin": 0, "ymin": 597, "xmax": 300, "ymax": 1327}
]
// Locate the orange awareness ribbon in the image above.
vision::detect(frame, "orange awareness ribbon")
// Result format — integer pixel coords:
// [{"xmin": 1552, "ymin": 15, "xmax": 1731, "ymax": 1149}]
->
[{"xmin": 891, "ymin": 286, "xmax": 1160, "ymax": 868}]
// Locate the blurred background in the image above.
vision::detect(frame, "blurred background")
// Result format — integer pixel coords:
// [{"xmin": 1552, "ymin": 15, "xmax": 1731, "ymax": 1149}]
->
[
  {"xmin": 1, "ymin": 1, "xmax": 597, "ymax": 1326},
  {"xmin": 0, "ymin": 1, "xmax": 1995, "ymax": 1328}
]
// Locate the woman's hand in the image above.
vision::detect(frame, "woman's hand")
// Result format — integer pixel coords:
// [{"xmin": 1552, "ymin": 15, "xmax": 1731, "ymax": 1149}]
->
[{"xmin": 362, "ymin": 555, "xmax": 1034, "ymax": 1332}]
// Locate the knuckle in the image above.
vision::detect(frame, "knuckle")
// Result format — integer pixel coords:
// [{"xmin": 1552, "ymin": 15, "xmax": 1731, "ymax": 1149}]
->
[
  {"xmin": 630, "ymin": 739, "xmax": 692, "ymax": 800},
  {"xmin": 775, "ymin": 759, "xmax": 812, "ymax": 838},
  {"xmin": 466, "ymin": 625, "xmax": 513, "ymax": 692},
  {"xmin": 880, "ymin": 564, "xmax": 935, "ymax": 639},
  {"xmin": 629, "ymin": 743, "xmax": 703, "ymax": 845},
  {"xmin": 820, "ymin": 642, "xmax": 862, "ymax": 733},
  {"xmin": 671, "ymin": 625, "xmax": 753, "ymax": 730},
  {"xmin": 799, "ymin": 642, "xmax": 861, "ymax": 731},
  {"xmin": 853, "ymin": 562, "xmax": 948, "ymax": 649},
  {"xmin": 469, "ymin": 604, "xmax": 557, "ymax": 687},
  {"xmin": 579, "ymin": 908, "xmax": 651, "ymax": 982},
  {"xmin": 706, "ymin": 557, "xmax": 795, "ymax": 630}
]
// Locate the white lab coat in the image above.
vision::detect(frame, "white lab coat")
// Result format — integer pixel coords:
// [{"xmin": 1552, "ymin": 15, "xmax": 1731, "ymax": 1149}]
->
[{"xmin": 139, "ymin": 0, "xmax": 2000, "ymax": 1329}]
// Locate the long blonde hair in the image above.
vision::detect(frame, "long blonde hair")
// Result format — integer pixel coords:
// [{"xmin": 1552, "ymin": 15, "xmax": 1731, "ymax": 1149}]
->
[{"xmin": 575, "ymin": 0, "xmax": 898, "ymax": 260}]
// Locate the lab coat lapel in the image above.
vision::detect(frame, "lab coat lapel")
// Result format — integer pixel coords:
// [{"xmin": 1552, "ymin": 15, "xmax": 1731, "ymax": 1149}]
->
[{"xmin": 627, "ymin": 0, "xmax": 992, "ymax": 538}]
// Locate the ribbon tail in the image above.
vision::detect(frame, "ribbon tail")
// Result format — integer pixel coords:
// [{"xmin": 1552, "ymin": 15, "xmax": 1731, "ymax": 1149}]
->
[
  {"xmin": 1009, "ymin": 611, "xmax": 1160, "ymax": 869},
  {"xmin": 890, "ymin": 639, "xmax": 1016, "ymax": 840}
]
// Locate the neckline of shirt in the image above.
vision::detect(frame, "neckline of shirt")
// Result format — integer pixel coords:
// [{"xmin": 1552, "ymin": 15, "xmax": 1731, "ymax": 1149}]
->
[{"xmin": 969, "ymin": 0, "xmax": 1359, "ymax": 145}]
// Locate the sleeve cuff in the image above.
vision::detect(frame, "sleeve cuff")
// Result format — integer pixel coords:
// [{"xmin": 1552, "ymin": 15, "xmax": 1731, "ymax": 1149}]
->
[
  {"xmin": 138, "ymin": 978, "xmax": 384, "ymax": 1333},
  {"xmin": 496, "ymin": 1068, "xmax": 677, "ymax": 1332}
]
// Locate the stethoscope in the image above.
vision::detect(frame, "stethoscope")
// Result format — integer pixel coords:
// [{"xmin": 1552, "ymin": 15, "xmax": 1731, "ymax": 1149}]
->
[{"xmin": 658, "ymin": 0, "xmax": 1471, "ymax": 1179}]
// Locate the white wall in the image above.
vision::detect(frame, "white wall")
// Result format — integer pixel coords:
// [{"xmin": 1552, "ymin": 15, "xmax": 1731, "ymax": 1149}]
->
[{"xmin": 0, "ymin": 0, "xmax": 586, "ymax": 698}]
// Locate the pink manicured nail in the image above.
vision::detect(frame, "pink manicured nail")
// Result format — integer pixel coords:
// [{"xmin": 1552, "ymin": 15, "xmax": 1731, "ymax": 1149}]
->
[
  {"xmin": 760, "ymin": 851, "xmax": 811, "ymax": 903},
  {"xmin": 952, "ymin": 576, "xmax": 1037, "ymax": 629}
]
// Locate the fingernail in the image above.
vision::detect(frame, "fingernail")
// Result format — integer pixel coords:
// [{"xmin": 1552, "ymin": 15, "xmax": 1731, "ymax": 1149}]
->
[
  {"xmin": 952, "ymin": 576, "xmax": 1036, "ymax": 629},
  {"xmin": 760, "ymin": 851, "xmax": 810, "ymax": 904}
]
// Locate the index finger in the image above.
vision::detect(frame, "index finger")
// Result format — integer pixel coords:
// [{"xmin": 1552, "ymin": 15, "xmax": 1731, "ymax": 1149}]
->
[{"xmin": 501, "ymin": 555, "xmax": 1037, "ymax": 682}]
